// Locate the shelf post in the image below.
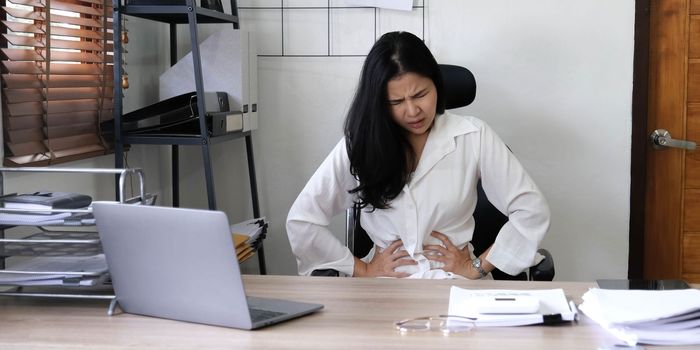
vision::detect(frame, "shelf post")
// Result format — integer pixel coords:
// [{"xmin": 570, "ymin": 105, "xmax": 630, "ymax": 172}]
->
[
  {"xmin": 245, "ymin": 135, "xmax": 265, "ymax": 274},
  {"xmin": 186, "ymin": 0, "xmax": 217, "ymax": 210},
  {"xmin": 170, "ymin": 23, "xmax": 180, "ymax": 208},
  {"xmin": 113, "ymin": 1, "xmax": 125, "ymax": 199}
]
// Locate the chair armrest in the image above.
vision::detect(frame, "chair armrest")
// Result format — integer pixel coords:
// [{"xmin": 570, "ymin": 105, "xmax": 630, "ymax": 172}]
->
[
  {"xmin": 529, "ymin": 248, "xmax": 555, "ymax": 281},
  {"xmin": 311, "ymin": 269, "xmax": 340, "ymax": 277}
]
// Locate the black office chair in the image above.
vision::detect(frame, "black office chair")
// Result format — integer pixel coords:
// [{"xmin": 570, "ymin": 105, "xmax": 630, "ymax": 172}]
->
[{"xmin": 312, "ymin": 65, "xmax": 554, "ymax": 280}]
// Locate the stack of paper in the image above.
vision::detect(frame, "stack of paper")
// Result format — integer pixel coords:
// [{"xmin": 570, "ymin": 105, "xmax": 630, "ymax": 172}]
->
[
  {"xmin": 447, "ymin": 287, "xmax": 577, "ymax": 326},
  {"xmin": 2, "ymin": 192, "xmax": 92, "ymax": 213},
  {"xmin": 0, "ymin": 254, "xmax": 109, "ymax": 287},
  {"xmin": 0, "ymin": 212, "xmax": 73, "ymax": 226},
  {"xmin": 579, "ymin": 288, "xmax": 700, "ymax": 345},
  {"xmin": 232, "ymin": 233, "xmax": 255, "ymax": 263},
  {"xmin": 230, "ymin": 217, "xmax": 266, "ymax": 263}
]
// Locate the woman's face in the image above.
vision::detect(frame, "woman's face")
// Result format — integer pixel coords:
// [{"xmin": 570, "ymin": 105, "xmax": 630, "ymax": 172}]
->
[{"xmin": 386, "ymin": 72, "xmax": 438, "ymax": 138}]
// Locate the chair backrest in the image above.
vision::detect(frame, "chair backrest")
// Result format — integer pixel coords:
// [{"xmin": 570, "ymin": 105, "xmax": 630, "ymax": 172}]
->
[
  {"xmin": 439, "ymin": 64, "xmax": 476, "ymax": 109},
  {"xmin": 347, "ymin": 64, "xmax": 528, "ymax": 280}
]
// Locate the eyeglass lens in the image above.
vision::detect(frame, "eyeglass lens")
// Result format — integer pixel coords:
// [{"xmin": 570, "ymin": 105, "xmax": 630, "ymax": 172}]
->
[{"xmin": 396, "ymin": 316, "xmax": 474, "ymax": 334}]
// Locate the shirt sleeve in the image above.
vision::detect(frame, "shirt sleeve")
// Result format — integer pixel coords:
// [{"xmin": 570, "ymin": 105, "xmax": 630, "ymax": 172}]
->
[
  {"xmin": 286, "ymin": 139, "xmax": 358, "ymax": 276},
  {"xmin": 476, "ymin": 121, "xmax": 551, "ymax": 276}
]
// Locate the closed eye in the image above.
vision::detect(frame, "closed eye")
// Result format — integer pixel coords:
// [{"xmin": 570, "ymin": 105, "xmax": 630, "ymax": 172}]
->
[
  {"xmin": 412, "ymin": 89, "xmax": 428, "ymax": 99},
  {"xmin": 388, "ymin": 99, "xmax": 404, "ymax": 106}
]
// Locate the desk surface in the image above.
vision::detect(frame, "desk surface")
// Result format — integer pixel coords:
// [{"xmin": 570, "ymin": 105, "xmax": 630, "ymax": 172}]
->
[{"xmin": 0, "ymin": 275, "xmax": 695, "ymax": 350}]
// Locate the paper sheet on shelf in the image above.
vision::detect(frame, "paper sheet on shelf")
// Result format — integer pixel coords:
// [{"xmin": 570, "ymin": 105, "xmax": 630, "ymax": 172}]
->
[
  {"xmin": 0, "ymin": 274, "xmax": 105, "ymax": 287},
  {"xmin": 235, "ymin": 244, "xmax": 252, "ymax": 256},
  {"xmin": 0, "ymin": 212, "xmax": 72, "ymax": 225},
  {"xmin": 0, "ymin": 272, "xmax": 69, "ymax": 283},
  {"xmin": 232, "ymin": 233, "xmax": 249, "ymax": 247},
  {"xmin": 237, "ymin": 249, "xmax": 255, "ymax": 263},
  {"xmin": 2, "ymin": 254, "xmax": 107, "ymax": 276},
  {"xmin": 230, "ymin": 217, "xmax": 266, "ymax": 244},
  {"xmin": 0, "ymin": 255, "xmax": 108, "ymax": 286},
  {"xmin": 232, "ymin": 233, "xmax": 256, "ymax": 263}
]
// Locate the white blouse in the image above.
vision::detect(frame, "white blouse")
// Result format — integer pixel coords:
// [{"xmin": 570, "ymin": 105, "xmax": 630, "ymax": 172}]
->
[{"xmin": 286, "ymin": 112, "xmax": 550, "ymax": 278}]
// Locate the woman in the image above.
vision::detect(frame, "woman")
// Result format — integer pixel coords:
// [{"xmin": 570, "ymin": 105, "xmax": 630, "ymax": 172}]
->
[{"xmin": 286, "ymin": 31, "xmax": 550, "ymax": 279}]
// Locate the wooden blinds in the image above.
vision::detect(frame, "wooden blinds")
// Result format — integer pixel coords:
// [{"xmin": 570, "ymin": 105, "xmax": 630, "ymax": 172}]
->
[{"xmin": 1, "ymin": 0, "xmax": 113, "ymax": 166}]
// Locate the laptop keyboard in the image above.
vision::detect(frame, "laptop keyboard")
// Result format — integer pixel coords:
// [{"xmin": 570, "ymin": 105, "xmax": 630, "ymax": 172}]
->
[{"xmin": 249, "ymin": 308, "xmax": 286, "ymax": 323}]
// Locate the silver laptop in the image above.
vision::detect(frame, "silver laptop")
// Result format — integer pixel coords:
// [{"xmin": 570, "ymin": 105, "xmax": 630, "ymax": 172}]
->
[{"xmin": 92, "ymin": 202, "xmax": 323, "ymax": 329}]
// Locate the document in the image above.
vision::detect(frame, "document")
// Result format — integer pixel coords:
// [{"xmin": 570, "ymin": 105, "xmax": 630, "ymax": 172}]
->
[
  {"xmin": 0, "ymin": 212, "xmax": 72, "ymax": 225},
  {"xmin": 230, "ymin": 217, "xmax": 266, "ymax": 246},
  {"xmin": 232, "ymin": 233, "xmax": 254, "ymax": 263},
  {"xmin": 447, "ymin": 287, "xmax": 577, "ymax": 327},
  {"xmin": 0, "ymin": 254, "xmax": 109, "ymax": 286},
  {"xmin": 2, "ymin": 192, "xmax": 92, "ymax": 213},
  {"xmin": 579, "ymin": 288, "xmax": 700, "ymax": 345},
  {"xmin": 2, "ymin": 254, "xmax": 107, "ymax": 276},
  {"xmin": 0, "ymin": 274, "xmax": 106, "ymax": 287},
  {"xmin": 230, "ymin": 217, "xmax": 266, "ymax": 263}
]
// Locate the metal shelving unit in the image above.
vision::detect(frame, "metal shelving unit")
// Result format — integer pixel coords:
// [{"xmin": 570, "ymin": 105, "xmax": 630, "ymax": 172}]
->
[
  {"xmin": 0, "ymin": 167, "xmax": 150, "ymax": 309},
  {"xmin": 113, "ymin": 0, "xmax": 266, "ymax": 274}
]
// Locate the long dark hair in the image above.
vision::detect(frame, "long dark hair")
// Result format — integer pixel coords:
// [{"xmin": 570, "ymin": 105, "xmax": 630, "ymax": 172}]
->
[{"xmin": 344, "ymin": 31, "xmax": 445, "ymax": 210}]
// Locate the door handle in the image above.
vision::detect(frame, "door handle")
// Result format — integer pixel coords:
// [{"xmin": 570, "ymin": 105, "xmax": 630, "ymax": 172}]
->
[{"xmin": 650, "ymin": 129, "xmax": 697, "ymax": 151}]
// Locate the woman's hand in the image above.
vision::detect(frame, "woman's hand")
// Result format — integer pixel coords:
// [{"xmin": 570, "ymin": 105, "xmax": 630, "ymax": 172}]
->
[
  {"xmin": 423, "ymin": 231, "xmax": 481, "ymax": 279},
  {"xmin": 353, "ymin": 239, "xmax": 416, "ymax": 277}
]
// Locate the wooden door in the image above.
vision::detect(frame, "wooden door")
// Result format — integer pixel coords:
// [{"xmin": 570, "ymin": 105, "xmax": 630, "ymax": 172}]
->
[{"xmin": 645, "ymin": 0, "xmax": 700, "ymax": 282}]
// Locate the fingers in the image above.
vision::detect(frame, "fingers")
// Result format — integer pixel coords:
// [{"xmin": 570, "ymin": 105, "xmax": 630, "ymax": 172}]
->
[
  {"xmin": 426, "ymin": 255, "xmax": 448, "ymax": 265},
  {"xmin": 430, "ymin": 231, "xmax": 458, "ymax": 251},
  {"xmin": 422, "ymin": 244, "xmax": 448, "ymax": 256},
  {"xmin": 390, "ymin": 250, "xmax": 411, "ymax": 260},
  {"xmin": 367, "ymin": 239, "xmax": 417, "ymax": 278},
  {"xmin": 380, "ymin": 239, "xmax": 404, "ymax": 255},
  {"xmin": 390, "ymin": 271, "xmax": 412, "ymax": 278},
  {"xmin": 392, "ymin": 258, "xmax": 417, "ymax": 268},
  {"xmin": 378, "ymin": 240, "xmax": 409, "ymax": 260},
  {"xmin": 387, "ymin": 259, "xmax": 416, "ymax": 278}
]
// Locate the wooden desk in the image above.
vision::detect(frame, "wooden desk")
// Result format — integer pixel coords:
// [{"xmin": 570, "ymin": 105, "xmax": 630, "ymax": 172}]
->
[{"xmin": 0, "ymin": 276, "xmax": 694, "ymax": 349}]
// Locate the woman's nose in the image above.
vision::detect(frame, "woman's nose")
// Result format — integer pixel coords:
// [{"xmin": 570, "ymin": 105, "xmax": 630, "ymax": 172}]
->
[{"xmin": 405, "ymin": 100, "xmax": 420, "ymax": 116}]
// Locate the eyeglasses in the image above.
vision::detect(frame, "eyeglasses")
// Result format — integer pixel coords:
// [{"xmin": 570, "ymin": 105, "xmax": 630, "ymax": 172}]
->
[{"xmin": 395, "ymin": 315, "xmax": 476, "ymax": 335}]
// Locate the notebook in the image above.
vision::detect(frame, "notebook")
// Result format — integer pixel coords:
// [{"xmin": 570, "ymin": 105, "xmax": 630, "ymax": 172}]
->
[{"xmin": 92, "ymin": 202, "xmax": 323, "ymax": 329}]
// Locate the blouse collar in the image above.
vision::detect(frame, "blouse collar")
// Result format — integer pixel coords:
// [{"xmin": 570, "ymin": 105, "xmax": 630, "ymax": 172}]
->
[{"xmin": 409, "ymin": 111, "xmax": 479, "ymax": 186}]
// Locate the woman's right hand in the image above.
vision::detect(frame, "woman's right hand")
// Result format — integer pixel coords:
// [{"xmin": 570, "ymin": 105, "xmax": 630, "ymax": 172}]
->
[{"xmin": 353, "ymin": 239, "xmax": 416, "ymax": 277}]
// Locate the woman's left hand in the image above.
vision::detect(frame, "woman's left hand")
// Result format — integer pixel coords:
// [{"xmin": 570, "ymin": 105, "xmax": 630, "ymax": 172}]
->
[{"xmin": 423, "ymin": 231, "xmax": 479, "ymax": 279}]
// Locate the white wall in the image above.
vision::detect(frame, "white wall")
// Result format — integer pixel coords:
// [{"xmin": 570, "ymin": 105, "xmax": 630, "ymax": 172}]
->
[
  {"xmin": 235, "ymin": 0, "xmax": 635, "ymax": 280},
  {"xmin": 425, "ymin": 1, "xmax": 635, "ymax": 281},
  {"xmin": 1, "ymin": 1, "xmax": 634, "ymax": 281}
]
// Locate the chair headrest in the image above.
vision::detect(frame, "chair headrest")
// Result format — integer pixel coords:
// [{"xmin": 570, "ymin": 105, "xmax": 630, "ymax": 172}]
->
[{"xmin": 439, "ymin": 64, "xmax": 476, "ymax": 110}]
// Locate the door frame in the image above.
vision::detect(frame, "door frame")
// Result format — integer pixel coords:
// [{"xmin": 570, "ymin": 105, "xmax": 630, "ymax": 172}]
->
[{"xmin": 629, "ymin": 0, "xmax": 650, "ymax": 279}]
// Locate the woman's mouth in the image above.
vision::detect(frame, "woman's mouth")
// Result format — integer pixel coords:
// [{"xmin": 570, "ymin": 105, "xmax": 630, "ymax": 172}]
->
[{"xmin": 408, "ymin": 119, "xmax": 424, "ymax": 129}]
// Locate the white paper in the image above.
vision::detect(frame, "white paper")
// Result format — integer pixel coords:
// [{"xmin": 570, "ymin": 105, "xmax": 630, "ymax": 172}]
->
[
  {"xmin": 447, "ymin": 287, "xmax": 576, "ymax": 327},
  {"xmin": 346, "ymin": 0, "xmax": 413, "ymax": 11},
  {"xmin": 0, "ymin": 272, "xmax": 69, "ymax": 283},
  {"xmin": 629, "ymin": 309, "xmax": 700, "ymax": 329},
  {"xmin": 3, "ymin": 254, "xmax": 107, "ymax": 276},
  {"xmin": 0, "ymin": 274, "xmax": 102, "ymax": 286},
  {"xmin": 0, "ymin": 212, "xmax": 72, "ymax": 225},
  {"xmin": 160, "ymin": 28, "xmax": 245, "ymax": 112},
  {"xmin": 581, "ymin": 288, "xmax": 700, "ymax": 324},
  {"xmin": 0, "ymin": 255, "xmax": 108, "ymax": 287},
  {"xmin": 579, "ymin": 288, "xmax": 700, "ymax": 345},
  {"xmin": 230, "ymin": 217, "xmax": 266, "ymax": 244}
]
